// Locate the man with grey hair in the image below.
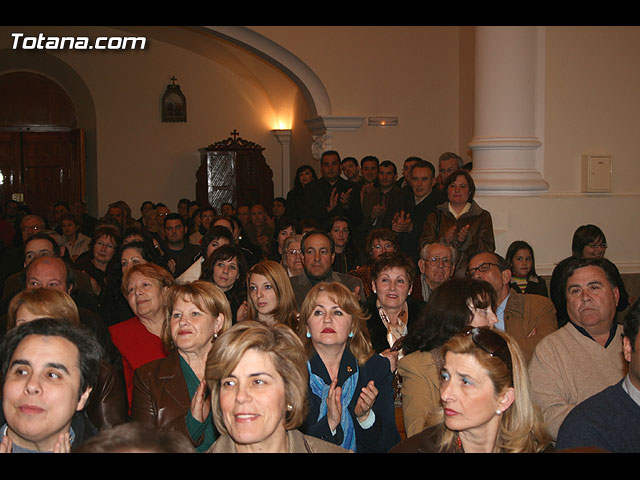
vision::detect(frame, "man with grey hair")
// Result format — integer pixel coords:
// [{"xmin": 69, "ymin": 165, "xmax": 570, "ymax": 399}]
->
[
  {"xmin": 411, "ymin": 242, "xmax": 455, "ymax": 303},
  {"xmin": 436, "ymin": 152, "xmax": 464, "ymax": 193}
]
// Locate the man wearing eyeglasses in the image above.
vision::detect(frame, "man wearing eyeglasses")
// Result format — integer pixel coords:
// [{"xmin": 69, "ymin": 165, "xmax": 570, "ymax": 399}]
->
[
  {"xmin": 467, "ymin": 251, "xmax": 558, "ymax": 364},
  {"xmin": 412, "ymin": 243, "xmax": 455, "ymax": 302},
  {"xmin": 528, "ymin": 257, "xmax": 627, "ymax": 442},
  {"xmin": 435, "ymin": 152, "xmax": 464, "ymax": 193}
]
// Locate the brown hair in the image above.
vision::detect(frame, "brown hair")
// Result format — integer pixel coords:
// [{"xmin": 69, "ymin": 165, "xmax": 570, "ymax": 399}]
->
[
  {"xmin": 365, "ymin": 228, "xmax": 398, "ymax": 261},
  {"xmin": 369, "ymin": 251, "xmax": 416, "ymax": 285},
  {"xmin": 246, "ymin": 260, "xmax": 298, "ymax": 330}
]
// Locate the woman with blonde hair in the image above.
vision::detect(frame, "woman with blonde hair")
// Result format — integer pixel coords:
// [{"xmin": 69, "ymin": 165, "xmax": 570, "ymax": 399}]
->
[
  {"xmin": 7, "ymin": 288, "xmax": 80, "ymax": 329},
  {"xmin": 6, "ymin": 288, "xmax": 128, "ymax": 431},
  {"xmin": 131, "ymin": 280, "xmax": 231, "ymax": 452},
  {"xmin": 206, "ymin": 321, "xmax": 347, "ymax": 453},
  {"xmin": 390, "ymin": 326, "xmax": 551, "ymax": 453},
  {"xmin": 297, "ymin": 282, "xmax": 401, "ymax": 452},
  {"xmin": 245, "ymin": 260, "xmax": 298, "ymax": 330}
]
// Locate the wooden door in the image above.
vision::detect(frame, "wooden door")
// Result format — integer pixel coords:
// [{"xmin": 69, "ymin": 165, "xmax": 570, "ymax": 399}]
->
[
  {"xmin": 0, "ymin": 131, "xmax": 22, "ymax": 208},
  {"xmin": 0, "ymin": 129, "xmax": 85, "ymax": 218}
]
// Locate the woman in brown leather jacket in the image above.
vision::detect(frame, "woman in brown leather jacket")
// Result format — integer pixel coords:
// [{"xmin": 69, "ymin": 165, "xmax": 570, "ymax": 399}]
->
[
  {"xmin": 130, "ymin": 281, "xmax": 231, "ymax": 452},
  {"xmin": 420, "ymin": 169, "xmax": 495, "ymax": 278}
]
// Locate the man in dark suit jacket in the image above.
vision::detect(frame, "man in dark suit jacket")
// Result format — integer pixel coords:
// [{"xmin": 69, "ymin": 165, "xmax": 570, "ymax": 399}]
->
[
  {"xmin": 395, "ymin": 156, "xmax": 420, "ymax": 189},
  {"xmin": 299, "ymin": 150, "xmax": 363, "ymax": 231},
  {"xmin": 356, "ymin": 160, "xmax": 403, "ymax": 251},
  {"xmin": 385, "ymin": 159, "xmax": 446, "ymax": 263},
  {"xmin": 290, "ymin": 230, "xmax": 365, "ymax": 307}
]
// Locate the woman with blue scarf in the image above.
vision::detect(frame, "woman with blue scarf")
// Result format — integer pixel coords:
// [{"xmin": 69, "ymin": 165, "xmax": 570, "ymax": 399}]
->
[{"xmin": 298, "ymin": 282, "xmax": 401, "ymax": 452}]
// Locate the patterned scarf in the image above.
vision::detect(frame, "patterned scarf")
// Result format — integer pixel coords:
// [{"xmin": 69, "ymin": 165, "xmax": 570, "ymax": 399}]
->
[{"xmin": 307, "ymin": 361, "xmax": 359, "ymax": 451}]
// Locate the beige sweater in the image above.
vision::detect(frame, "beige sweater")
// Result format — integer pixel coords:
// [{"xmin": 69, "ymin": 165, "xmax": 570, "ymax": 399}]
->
[{"xmin": 528, "ymin": 322, "xmax": 627, "ymax": 440}]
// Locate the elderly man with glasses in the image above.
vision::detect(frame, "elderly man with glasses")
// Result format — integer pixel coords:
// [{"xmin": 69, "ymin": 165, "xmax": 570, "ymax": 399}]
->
[
  {"xmin": 412, "ymin": 242, "xmax": 455, "ymax": 303},
  {"xmin": 466, "ymin": 251, "xmax": 558, "ymax": 365}
]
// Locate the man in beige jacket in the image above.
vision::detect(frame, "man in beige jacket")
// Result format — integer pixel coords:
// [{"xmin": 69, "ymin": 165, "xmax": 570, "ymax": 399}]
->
[{"xmin": 467, "ymin": 251, "xmax": 558, "ymax": 364}]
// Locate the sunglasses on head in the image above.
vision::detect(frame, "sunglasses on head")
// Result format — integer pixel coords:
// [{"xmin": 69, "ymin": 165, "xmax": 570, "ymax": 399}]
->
[{"xmin": 462, "ymin": 326, "xmax": 513, "ymax": 376}]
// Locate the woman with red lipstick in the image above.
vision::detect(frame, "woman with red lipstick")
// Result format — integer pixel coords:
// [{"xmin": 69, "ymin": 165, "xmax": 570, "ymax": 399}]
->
[
  {"xmin": 206, "ymin": 321, "xmax": 347, "ymax": 453},
  {"xmin": 298, "ymin": 282, "xmax": 401, "ymax": 452},
  {"xmin": 246, "ymin": 260, "xmax": 298, "ymax": 330},
  {"xmin": 398, "ymin": 278, "xmax": 498, "ymax": 438},
  {"xmin": 109, "ymin": 263, "xmax": 175, "ymax": 409},
  {"xmin": 390, "ymin": 327, "xmax": 551, "ymax": 453},
  {"xmin": 420, "ymin": 169, "xmax": 495, "ymax": 278},
  {"xmin": 130, "ymin": 281, "xmax": 231, "ymax": 452}
]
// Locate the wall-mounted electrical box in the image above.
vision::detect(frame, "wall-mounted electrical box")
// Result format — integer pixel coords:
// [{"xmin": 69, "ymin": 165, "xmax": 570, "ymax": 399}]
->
[{"xmin": 581, "ymin": 155, "xmax": 612, "ymax": 192}]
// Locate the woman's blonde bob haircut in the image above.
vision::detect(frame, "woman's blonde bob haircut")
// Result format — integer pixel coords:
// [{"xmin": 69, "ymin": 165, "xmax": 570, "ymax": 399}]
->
[
  {"xmin": 426, "ymin": 327, "xmax": 551, "ymax": 453},
  {"xmin": 205, "ymin": 321, "xmax": 308, "ymax": 436},
  {"xmin": 246, "ymin": 260, "xmax": 298, "ymax": 330},
  {"xmin": 162, "ymin": 280, "xmax": 233, "ymax": 351},
  {"xmin": 7, "ymin": 288, "xmax": 80, "ymax": 330},
  {"xmin": 297, "ymin": 282, "xmax": 373, "ymax": 366}
]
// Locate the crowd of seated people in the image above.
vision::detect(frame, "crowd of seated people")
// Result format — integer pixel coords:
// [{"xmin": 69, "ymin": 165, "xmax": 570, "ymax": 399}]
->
[{"xmin": 0, "ymin": 148, "xmax": 637, "ymax": 454}]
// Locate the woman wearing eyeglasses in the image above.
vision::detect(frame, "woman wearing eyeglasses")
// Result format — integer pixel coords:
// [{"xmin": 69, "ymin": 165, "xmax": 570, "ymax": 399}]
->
[
  {"xmin": 549, "ymin": 224, "xmax": 630, "ymax": 327},
  {"xmin": 349, "ymin": 227, "xmax": 399, "ymax": 299},
  {"xmin": 419, "ymin": 169, "xmax": 495, "ymax": 279},
  {"xmin": 391, "ymin": 326, "xmax": 551, "ymax": 453},
  {"xmin": 281, "ymin": 234, "xmax": 304, "ymax": 277},
  {"xmin": 397, "ymin": 278, "xmax": 498, "ymax": 438}
]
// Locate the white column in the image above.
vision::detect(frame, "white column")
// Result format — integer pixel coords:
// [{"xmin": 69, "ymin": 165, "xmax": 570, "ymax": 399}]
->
[
  {"xmin": 271, "ymin": 129, "xmax": 292, "ymax": 197},
  {"xmin": 469, "ymin": 26, "xmax": 549, "ymax": 192}
]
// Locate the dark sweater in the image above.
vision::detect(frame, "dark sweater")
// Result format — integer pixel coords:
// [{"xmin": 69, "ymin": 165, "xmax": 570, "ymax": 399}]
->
[{"xmin": 556, "ymin": 378, "xmax": 640, "ymax": 453}]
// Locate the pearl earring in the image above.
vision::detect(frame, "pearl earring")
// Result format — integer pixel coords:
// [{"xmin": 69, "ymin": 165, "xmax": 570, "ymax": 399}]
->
[
  {"xmin": 496, "ymin": 409, "xmax": 502, "ymax": 415},
  {"xmin": 287, "ymin": 404, "xmax": 293, "ymax": 412}
]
